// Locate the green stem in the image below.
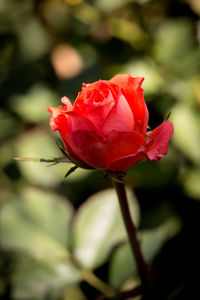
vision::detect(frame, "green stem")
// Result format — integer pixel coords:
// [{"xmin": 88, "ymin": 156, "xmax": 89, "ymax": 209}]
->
[
  {"xmin": 82, "ymin": 270, "xmax": 115, "ymax": 297},
  {"xmin": 112, "ymin": 176, "xmax": 151, "ymax": 298},
  {"xmin": 99, "ymin": 285, "xmax": 142, "ymax": 300}
]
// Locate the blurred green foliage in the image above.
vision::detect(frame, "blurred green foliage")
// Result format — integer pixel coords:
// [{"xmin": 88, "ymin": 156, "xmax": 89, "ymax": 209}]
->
[{"xmin": 0, "ymin": 0, "xmax": 200, "ymax": 299}]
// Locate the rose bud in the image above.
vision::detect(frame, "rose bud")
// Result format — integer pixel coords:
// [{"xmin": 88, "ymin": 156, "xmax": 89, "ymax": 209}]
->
[{"xmin": 48, "ymin": 74, "xmax": 173, "ymax": 171}]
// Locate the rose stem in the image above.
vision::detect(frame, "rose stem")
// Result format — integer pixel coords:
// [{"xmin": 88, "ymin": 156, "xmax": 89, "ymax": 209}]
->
[{"xmin": 112, "ymin": 176, "xmax": 151, "ymax": 298}]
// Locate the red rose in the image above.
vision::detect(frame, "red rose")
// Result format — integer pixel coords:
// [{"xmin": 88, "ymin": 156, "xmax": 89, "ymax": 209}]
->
[{"xmin": 48, "ymin": 74, "xmax": 173, "ymax": 171}]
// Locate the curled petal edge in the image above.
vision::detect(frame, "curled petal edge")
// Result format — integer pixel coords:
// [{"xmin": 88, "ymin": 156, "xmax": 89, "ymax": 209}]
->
[
  {"xmin": 144, "ymin": 121, "xmax": 174, "ymax": 161},
  {"xmin": 110, "ymin": 74, "xmax": 149, "ymax": 134},
  {"xmin": 47, "ymin": 106, "xmax": 64, "ymax": 131}
]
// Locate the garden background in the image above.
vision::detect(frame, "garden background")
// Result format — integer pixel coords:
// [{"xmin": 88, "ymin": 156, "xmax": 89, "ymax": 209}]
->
[{"xmin": 0, "ymin": 0, "xmax": 200, "ymax": 299}]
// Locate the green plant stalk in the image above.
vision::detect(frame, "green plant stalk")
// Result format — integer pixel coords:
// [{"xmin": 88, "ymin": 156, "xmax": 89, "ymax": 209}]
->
[
  {"xmin": 82, "ymin": 270, "xmax": 115, "ymax": 297},
  {"xmin": 112, "ymin": 177, "xmax": 150, "ymax": 298}
]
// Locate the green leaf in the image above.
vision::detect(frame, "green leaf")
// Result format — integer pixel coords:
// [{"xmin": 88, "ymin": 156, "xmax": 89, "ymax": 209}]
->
[
  {"xmin": 141, "ymin": 217, "xmax": 181, "ymax": 262},
  {"xmin": 12, "ymin": 261, "xmax": 81, "ymax": 300},
  {"xmin": 109, "ymin": 243, "xmax": 135, "ymax": 289},
  {"xmin": 10, "ymin": 84, "xmax": 58, "ymax": 123},
  {"xmin": 95, "ymin": 0, "xmax": 132, "ymax": 12},
  {"xmin": 109, "ymin": 18, "xmax": 148, "ymax": 49},
  {"xmin": 0, "ymin": 109, "xmax": 18, "ymax": 139},
  {"xmin": 20, "ymin": 187, "xmax": 74, "ymax": 246},
  {"xmin": 18, "ymin": 17, "xmax": 51, "ymax": 62},
  {"xmin": 72, "ymin": 188, "xmax": 140, "ymax": 269},
  {"xmin": 183, "ymin": 167, "xmax": 200, "ymax": 200},
  {"xmin": 170, "ymin": 104, "xmax": 200, "ymax": 164},
  {"xmin": 61, "ymin": 286, "xmax": 87, "ymax": 300},
  {"xmin": 153, "ymin": 19, "xmax": 200, "ymax": 76},
  {"xmin": 0, "ymin": 141, "xmax": 14, "ymax": 167},
  {"xmin": 0, "ymin": 187, "xmax": 74, "ymax": 262},
  {"xmin": 109, "ymin": 217, "xmax": 181, "ymax": 288}
]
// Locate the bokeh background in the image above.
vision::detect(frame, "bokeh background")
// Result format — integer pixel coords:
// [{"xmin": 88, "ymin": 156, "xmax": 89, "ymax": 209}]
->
[{"xmin": 0, "ymin": 0, "xmax": 200, "ymax": 299}]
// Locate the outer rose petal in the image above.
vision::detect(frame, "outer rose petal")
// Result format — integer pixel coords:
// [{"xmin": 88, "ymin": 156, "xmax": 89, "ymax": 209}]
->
[
  {"xmin": 105, "ymin": 130, "xmax": 145, "ymax": 165},
  {"xmin": 51, "ymin": 112, "xmax": 99, "ymax": 167},
  {"xmin": 49, "ymin": 111, "xmax": 96, "ymax": 136},
  {"xmin": 107, "ymin": 152, "xmax": 145, "ymax": 171},
  {"xmin": 107, "ymin": 121, "xmax": 174, "ymax": 171},
  {"xmin": 47, "ymin": 106, "xmax": 65, "ymax": 131},
  {"xmin": 48, "ymin": 97, "xmax": 73, "ymax": 131},
  {"xmin": 110, "ymin": 74, "xmax": 149, "ymax": 134},
  {"xmin": 66, "ymin": 130, "xmax": 107, "ymax": 169},
  {"xmin": 143, "ymin": 121, "xmax": 174, "ymax": 161},
  {"xmin": 61, "ymin": 138, "xmax": 93, "ymax": 168},
  {"xmin": 65, "ymin": 130, "xmax": 144, "ymax": 170}
]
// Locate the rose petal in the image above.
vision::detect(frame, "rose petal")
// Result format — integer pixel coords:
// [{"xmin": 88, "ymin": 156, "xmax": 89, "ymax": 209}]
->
[
  {"xmin": 143, "ymin": 121, "xmax": 174, "ymax": 161},
  {"xmin": 107, "ymin": 121, "xmax": 174, "ymax": 171},
  {"xmin": 110, "ymin": 74, "xmax": 149, "ymax": 134},
  {"xmin": 73, "ymin": 81, "xmax": 122, "ymax": 135},
  {"xmin": 73, "ymin": 80, "xmax": 119, "ymax": 113},
  {"xmin": 102, "ymin": 92, "xmax": 134, "ymax": 135},
  {"xmin": 66, "ymin": 130, "xmax": 107, "ymax": 169},
  {"xmin": 47, "ymin": 106, "xmax": 65, "ymax": 131},
  {"xmin": 61, "ymin": 138, "xmax": 93, "ymax": 168},
  {"xmin": 78, "ymin": 90, "xmax": 115, "ymax": 133},
  {"xmin": 61, "ymin": 96, "xmax": 73, "ymax": 110},
  {"xmin": 54, "ymin": 113, "xmax": 101, "ymax": 167},
  {"xmin": 105, "ymin": 130, "xmax": 145, "ymax": 169},
  {"xmin": 55, "ymin": 111, "xmax": 97, "ymax": 136},
  {"xmin": 107, "ymin": 152, "xmax": 146, "ymax": 171},
  {"xmin": 48, "ymin": 97, "xmax": 73, "ymax": 131}
]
